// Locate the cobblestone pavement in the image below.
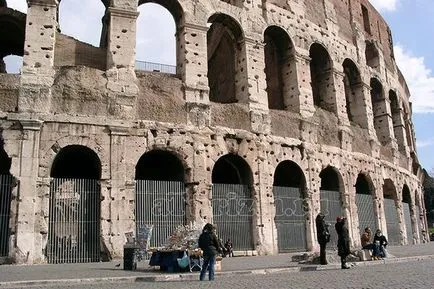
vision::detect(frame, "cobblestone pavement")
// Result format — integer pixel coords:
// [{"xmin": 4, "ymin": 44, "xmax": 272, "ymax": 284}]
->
[{"xmin": 3, "ymin": 259, "xmax": 434, "ymax": 289}]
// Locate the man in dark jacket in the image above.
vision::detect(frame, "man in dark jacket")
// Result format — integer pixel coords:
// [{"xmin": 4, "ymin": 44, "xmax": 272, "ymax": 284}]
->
[
  {"xmin": 316, "ymin": 212, "xmax": 330, "ymax": 265},
  {"xmin": 335, "ymin": 216, "xmax": 351, "ymax": 269},
  {"xmin": 198, "ymin": 223, "xmax": 221, "ymax": 281}
]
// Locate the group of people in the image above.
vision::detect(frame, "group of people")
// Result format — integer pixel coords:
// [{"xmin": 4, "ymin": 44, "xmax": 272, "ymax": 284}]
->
[{"xmin": 316, "ymin": 213, "xmax": 389, "ymax": 270}]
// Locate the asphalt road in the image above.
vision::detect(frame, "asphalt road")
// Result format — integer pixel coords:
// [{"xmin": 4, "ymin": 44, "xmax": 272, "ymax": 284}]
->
[{"xmin": 4, "ymin": 259, "xmax": 434, "ymax": 289}]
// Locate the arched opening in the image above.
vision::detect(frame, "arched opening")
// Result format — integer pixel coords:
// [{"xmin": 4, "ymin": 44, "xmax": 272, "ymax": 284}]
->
[
  {"xmin": 370, "ymin": 78, "xmax": 388, "ymax": 144},
  {"xmin": 207, "ymin": 14, "xmax": 246, "ymax": 104},
  {"xmin": 47, "ymin": 145, "xmax": 101, "ymax": 263},
  {"xmin": 55, "ymin": 1, "xmax": 107, "ymax": 69},
  {"xmin": 0, "ymin": 134, "xmax": 12, "ymax": 257},
  {"xmin": 309, "ymin": 43, "xmax": 335, "ymax": 113},
  {"xmin": 402, "ymin": 184, "xmax": 413, "ymax": 244},
  {"xmin": 0, "ymin": 6, "xmax": 26, "ymax": 74},
  {"xmin": 319, "ymin": 166, "xmax": 343, "ymax": 246},
  {"xmin": 136, "ymin": 1, "xmax": 181, "ymax": 74},
  {"xmin": 365, "ymin": 41, "xmax": 379, "ymax": 69},
  {"xmin": 273, "ymin": 161, "xmax": 307, "ymax": 252},
  {"xmin": 135, "ymin": 150, "xmax": 186, "ymax": 248},
  {"xmin": 264, "ymin": 26, "xmax": 295, "ymax": 110},
  {"xmin": 355, "ymin": 174, "xmax": 376, "ymax": 235},
  {"xmin": 383, "ymin": 179, "xmax": 399, "ymax": 245},
  {"xmin": 342, "ymin": 59, "xmax": 363, "ymax": 125},
  {"xmin": 212, "ymin": 154, "xmax": 254, "ymax": 251},
  {"xmin": 389, "ymin": 90, "xmax": 405, "ymax": 151}
]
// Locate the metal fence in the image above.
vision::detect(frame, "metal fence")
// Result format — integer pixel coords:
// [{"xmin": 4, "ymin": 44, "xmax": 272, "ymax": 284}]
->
[
  {"xmin": 384, "ymin": 198, "xmax": 400, "ymax": 245},
  {"xmin": 135, "ymin": 60, "xmax": 176, "ymax": 74},
  {"xmin": 0, "ymin": 174, "xmax": 13, "ymax": 257},
  {"xmin": 46, "ymin": 178, "xmax": 101, "ymax": 264},
  {"xmin": 273, "ymin": 186, "xmax": 306, "ymax": 252},
  {"xmin": 320, "ymin": 190, "xmax": 343, "ymax": 248},
  {"xmin": 212, "ymin": 184, "xmax": 254, "ymax": 251},
  {"xmin": 135, "ymin": 180, "xmax": 186, "ymax": 248},
  {"xmin": 403, "ymin": 203, "xmax": 413, "ymax": 244},
  {"xmin": 355, "ymin": 194, "xmax": 377, "ymax": 234}
]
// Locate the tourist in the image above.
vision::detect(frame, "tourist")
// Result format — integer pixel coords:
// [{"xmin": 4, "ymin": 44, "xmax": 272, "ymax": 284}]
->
[
  {"xmin": 373, "ymin": 229, "xmax": 388, "ymax": 258},
  {"xmin": 315, "ymin": 212, "xmax": 330, "ymax": 265},
  {"xmin": 335, "ymin": 216, "xmax": 351, "ymax": 269},
  {"xmin": 198, "ymin": 223, "xmax": 222, "ymax": 281},
  {"xmin": 361, "ymin": 227, "xmax": 380, "ymax": 260}
]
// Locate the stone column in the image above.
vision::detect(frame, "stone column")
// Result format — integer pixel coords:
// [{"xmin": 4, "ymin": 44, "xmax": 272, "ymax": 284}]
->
[
  {"xmin": 18, "ymin": 0, "xmax": 57, "ymax": 113},
  {"xmin": 372, "ymin": 97, "xmax": 394, "ymax": 145},
  {"xmin": 13, "ymin": 119, "xmax": 43, "ymax": 263},
  {"xmin": 293, "ymin": 52, "xmax": 315, "ymax": 118},
  {"xmin": 392, "ymin": 107, "xmax": 409, "ymax": 155},
  {"xmin": 352, "ymin": 82, "xmax": 375, "ymax": 133},
  {"xmin": 332, "ymin": 69, "xmax": 350, "ymax": 126},
  {"xmin": 105, "ymin": 6, "xmax": 139, "ymax": 119}
]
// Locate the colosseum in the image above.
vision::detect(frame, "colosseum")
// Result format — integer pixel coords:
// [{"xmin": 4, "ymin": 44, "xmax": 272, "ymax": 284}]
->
[{"xmin": 0, "ymin": 0, "xmax": 429, "ymax": 264}]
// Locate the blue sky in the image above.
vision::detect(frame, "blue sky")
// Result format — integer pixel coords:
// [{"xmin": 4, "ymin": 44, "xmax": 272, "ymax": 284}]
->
[{"xmin": 4, "ymin": 0, "xmax": 434, "ymax": 171}]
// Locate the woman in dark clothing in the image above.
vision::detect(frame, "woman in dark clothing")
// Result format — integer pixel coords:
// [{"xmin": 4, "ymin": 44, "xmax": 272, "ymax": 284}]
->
[
  {"xmin": 373, "ymin": 229, "xmax": 388, "ymax": 258},
  {"xmin": 335, "ymin": 216, "xmax": 351, "ymax": 269},
  {"xmin": 316, "ymin": 213, "xmax": 330, "ymax": 265},
  {"xmin": 198, "ymin": 223, "xmax": 221, "ymax": 281}
]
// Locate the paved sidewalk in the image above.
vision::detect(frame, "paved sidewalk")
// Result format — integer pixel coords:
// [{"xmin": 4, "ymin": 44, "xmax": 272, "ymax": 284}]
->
[{"xmin": 0, "ymin": 243, "xmax": 433, "ymax": 287}]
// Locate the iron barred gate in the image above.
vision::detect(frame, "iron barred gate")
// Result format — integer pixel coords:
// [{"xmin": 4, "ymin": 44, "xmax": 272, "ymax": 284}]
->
[
  {"xmin": 0, "ymin": 174, "xmax": 12, "ymax": 257},
  {"xmin": 403, "ymin": 203, "xmax": 413, "ymax": 244},
  {"xmin": 47, "ymin": 178, "xmax": 100, "ymax": 263},
  {"xmin": 212, "ymin": 184, "xmax": 254, "ymax": 251},
  {"xmin": 135, "ymin": 180, "xmax": 186, "ymax": 248},
  {"xmin": 273, "ymin": 186, "xmax": 306, "ymax": 252},
  {"xmin": 356, "ymin": 194, "xmax": 376, "ymax": 234},
  {"xmin": 384, "ymin": 199, "xmax": 400, "ymax": 245},
  {"xmin": 320, "ymin": 190, "xmax": 342, "ymax": 248}
]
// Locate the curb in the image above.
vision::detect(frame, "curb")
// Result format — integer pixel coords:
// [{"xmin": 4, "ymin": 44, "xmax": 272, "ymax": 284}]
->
[{"xmin": 1, "ymin": 255, "xmax": 434, "ymax": 287}]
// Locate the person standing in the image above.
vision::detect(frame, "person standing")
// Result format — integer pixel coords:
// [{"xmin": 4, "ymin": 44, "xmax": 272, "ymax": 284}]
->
[
  {"xmin": 198, "ymin": 223, "xmax": 221, "ymax": 281},
  {"xmin": 335, "ymin": 216, "xmax": 351, "ymax": 269},
  {"xmin": 315, "ymin": 213, "xmax": 330, "ymax": 265}
]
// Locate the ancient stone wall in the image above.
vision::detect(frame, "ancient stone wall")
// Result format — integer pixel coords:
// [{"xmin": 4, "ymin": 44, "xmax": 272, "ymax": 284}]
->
[{"xmin": 0, "ymin": 0, "xmax": 427, "ymax": 264}]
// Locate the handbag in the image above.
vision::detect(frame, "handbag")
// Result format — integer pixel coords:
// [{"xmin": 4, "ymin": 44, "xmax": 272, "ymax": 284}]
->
[{"xmin": 177, "ymin": 251, "xmax": 189, "ymax": 268}]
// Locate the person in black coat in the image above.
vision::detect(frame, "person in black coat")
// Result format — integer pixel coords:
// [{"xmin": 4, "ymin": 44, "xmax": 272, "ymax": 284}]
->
[
  {"xmin": 373, "ymin": 229, "xmax": 388, "ymax": 258},
  {"xmin": 198, "ymin": 223, "xmax": 221, "ymax": 281},
  {"xmin": 335, "ymin": 216, "xmax": 351, "ymax": 269},
  {"xmin": 316, "ymin": 213, "xmax": 330, "ymax": 265}
]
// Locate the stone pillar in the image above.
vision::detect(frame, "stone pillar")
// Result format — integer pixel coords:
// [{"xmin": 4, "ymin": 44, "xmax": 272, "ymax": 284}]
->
[
  {"xmin": 105, "ymin": 6, "xmax": 139, "ymax": 119},
  {"xmin": 392, "ymin": 107, "xmax": 409, "ymax": 155},
  {"xmin": 372, "ymin": 97, "xmax": 394, "ymax": 145},
  {"xmin": 102, "ymin": 126, "xmax": 133, "ymax": 259},
  {"xmin": 332, "ymin": 69, "xmax": 350, "ymax": 126},
  {"xmin": 352, "ymin": 82, "xmax": 375, "ymax": 133},
  {"xmin": 18, "ymin": 0, "xmax": 57, "ymax": 113},
  {"xmin": 293, "ymin": 52, "xmax": 315, "ymax": 118},
  {"xmin": 13, "ymin": 119, "xmax": 43, "ymax": 263}
]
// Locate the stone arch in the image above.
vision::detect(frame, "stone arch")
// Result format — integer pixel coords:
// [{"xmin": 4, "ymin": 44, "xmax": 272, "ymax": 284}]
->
[
  {"xmin": 0, "ymin": 132, "xmax": 13, "ymax": 257},
  {"xmin": 0, "ymin": 7, "xmax": 26, "ymax": 74},
  {"xmin": 207, "ymin": 13, "xmax": 247, "ymax": 104},
  {"xmin": 51, "ymin": 145, "xmax": 101, "ymax": 179},
  {"xmin": 355, "ymin": 173, "xmax": 377, "ymax": 235},
  {"xmin": 402, "ymin": 184, "xmax": 413, "ymax": 244},
  {"xmin": 309, "ymin": 43, "xmax": 335, "ymax": 113},
  {"xmin": 370, "ymin": 78, "xmax": 389, "ymax": 144},
  {"xmin": 383, "ymin": 178, "xmax": 400, "ymax": 245},
  {"xmin": 272, "ymin": 160, "xmax": 307, "ymax": 252},
  {"xmin": 342, "ymin": 59, "xmax": 364, "ymax": 126},
  {"xmin": 264, "ymin": 26, "xmax": 296, "ymax": 111},
  {"xmin": 365, "ymin": 41, "xmax": 379, "ymax": 69},
  {"xmin": 0, "ymin": 130, "xmax": 11, "ymax": 174},
  {"xmin": 135, "ymin": 149, "xmax": 185, "ymax": 181},
  {"xmin": 136, "ymin": 2, "xmax": 182, "ymax": 73},
  {"xmin": 389, "ymin": 90, "xmax": 406, "ymax": 151},
  {"xmin": 212, "ymin": 153, "xmax": 253, "ymax": 186}
]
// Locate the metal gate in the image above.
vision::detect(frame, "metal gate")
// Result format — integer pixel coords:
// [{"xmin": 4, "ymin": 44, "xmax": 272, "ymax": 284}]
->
[
  {"xmin": 212, "ymin": 184, "xmax": 254, "ymax": 251},
  {"xmin": 355, "ymin": 194, "xmax": 376, "ymax": 234},
  {"xmin": 384, "ymin": 198, "xmax": 400, "ymax": 245},
  {"xmin": 135, "ymin": 180, "xmax": 186, "ymax": 248},
  {"xmin": 0, "ymin": 174, "xmax": 12, "ymax": 257},
  {"xmin": 320, "ymin": 190, "xmax": 342, "ymax": 248},
  {"xmin": 273, "ymin": 186, "xmax": 306, "ymax": 252},
  {"xmin": 403, "ymin": 203, "xmax": 413, "ymax": 244},
  {"xmin": 47, "ymin": 178, "xmax": 100, "ymax": 263}
]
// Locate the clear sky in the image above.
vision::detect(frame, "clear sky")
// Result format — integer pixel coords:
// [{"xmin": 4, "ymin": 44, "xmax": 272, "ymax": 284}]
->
[{"xmin": 4, "ymin": 0, "xmax": 434, "ymax": 171}]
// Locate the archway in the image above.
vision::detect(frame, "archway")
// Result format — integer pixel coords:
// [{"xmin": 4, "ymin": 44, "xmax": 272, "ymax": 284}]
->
[
  {"xmin": 273, "ymin": 161, "xmax": 307, "ymax": 252},
  {"xmin": 207, "ymin": 14, "xmax": 246, "ymax": 104},
  {"xmin": 402, "ymin": 184, "xmax": 413, "ymax": 244},
  {"xmin": 136, "ymin": 1, "xmax": 180, "ymax": 74},
  {"xmin": 383, "ymin": 179, "xmax": 400, "ymax": 245},
  {"xmin": 47, "ymin": 145, "xmax": 101, "ymax": 263},
  {"xmin": 0, "ymin": 135, "xmax": 12, "ymax": 257},
  {"xmin": 309, "ymin": 43, "xmax": 335, "ymax": 113},
  {"xmin": 389, "ymin": 90, "xmax": 406, "ymax": 151},
  {"xmin": 212, "ymin": 154, "xmax": 254, "ymax": 251},
  {"xmin": 319, "ymin": 166, "xmax": 343, "ymax": 247},
  {"xmin": 355, "ymin": 174, "xmax": 376, "ymax": 235},
  {"xmin": 343, "ymin": 59, "xmax": 363, "ymax": 125},
  {"xmin": 370, "ymin": 78, "xmax": 388, "ymax": 144},
  {"xmin": 365, "ymin": 41, "xmax": 379, "ymax": 69},
  {"xmin": 264, "ymin": 26, "xmax": 295, "ymax": 111},
  {"xmin": 135, "ymin": 150, "xmax": 186, "ymax": 248}
]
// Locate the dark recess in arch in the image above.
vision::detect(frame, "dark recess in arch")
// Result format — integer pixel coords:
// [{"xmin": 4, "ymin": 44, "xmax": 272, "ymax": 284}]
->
[
  {"xmin": 273, "ymin": 160, "xmax": 305, "ymax": 189},
  {"xmin": 212, "ymin": 154, "xmax": 252, "ymax": 186},
  {"xmin": 135, "ymin": 150, "xmax": 185, "ymax": 181},
  {"xmin": 51, "ymin": 145, "xmax": 101, "ymax": 179},
  {"xmin": 0, "ymin": 130, "xmax": 11, "ymax": 174},
  {"xmin": 320, "ymin": 166, "xmax": 340, "ymax": 191}
]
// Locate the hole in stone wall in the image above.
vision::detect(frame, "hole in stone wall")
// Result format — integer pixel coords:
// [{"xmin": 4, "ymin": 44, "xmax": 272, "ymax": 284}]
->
[
  {"xmin": 309, "ymin": 43, "xmax": 333, "ymax": 112},
  {"xmin": 135, "ymin": 150, "xmax": 185, "ymax": 181},
  {"xmin": 0, "ymin": 129, "xmax": 12, "ymax": 174},
  {"xmin": 343, "ymin": 59, "xmax": 362, "ymax": 124},
  {"xmin": 273, "ymin": 160, "xmax": 306, "ymax": 189},
  {"xmin": 212, "ymin": 154, "xmax": 252, "ymax": 185},
  {"xmin": 319, "ymin": 166, "xmax": 341, "ymax": 191},
  {"xmin": 51, "ymin": 145, "xmax": 101, "ymax": 179}
]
